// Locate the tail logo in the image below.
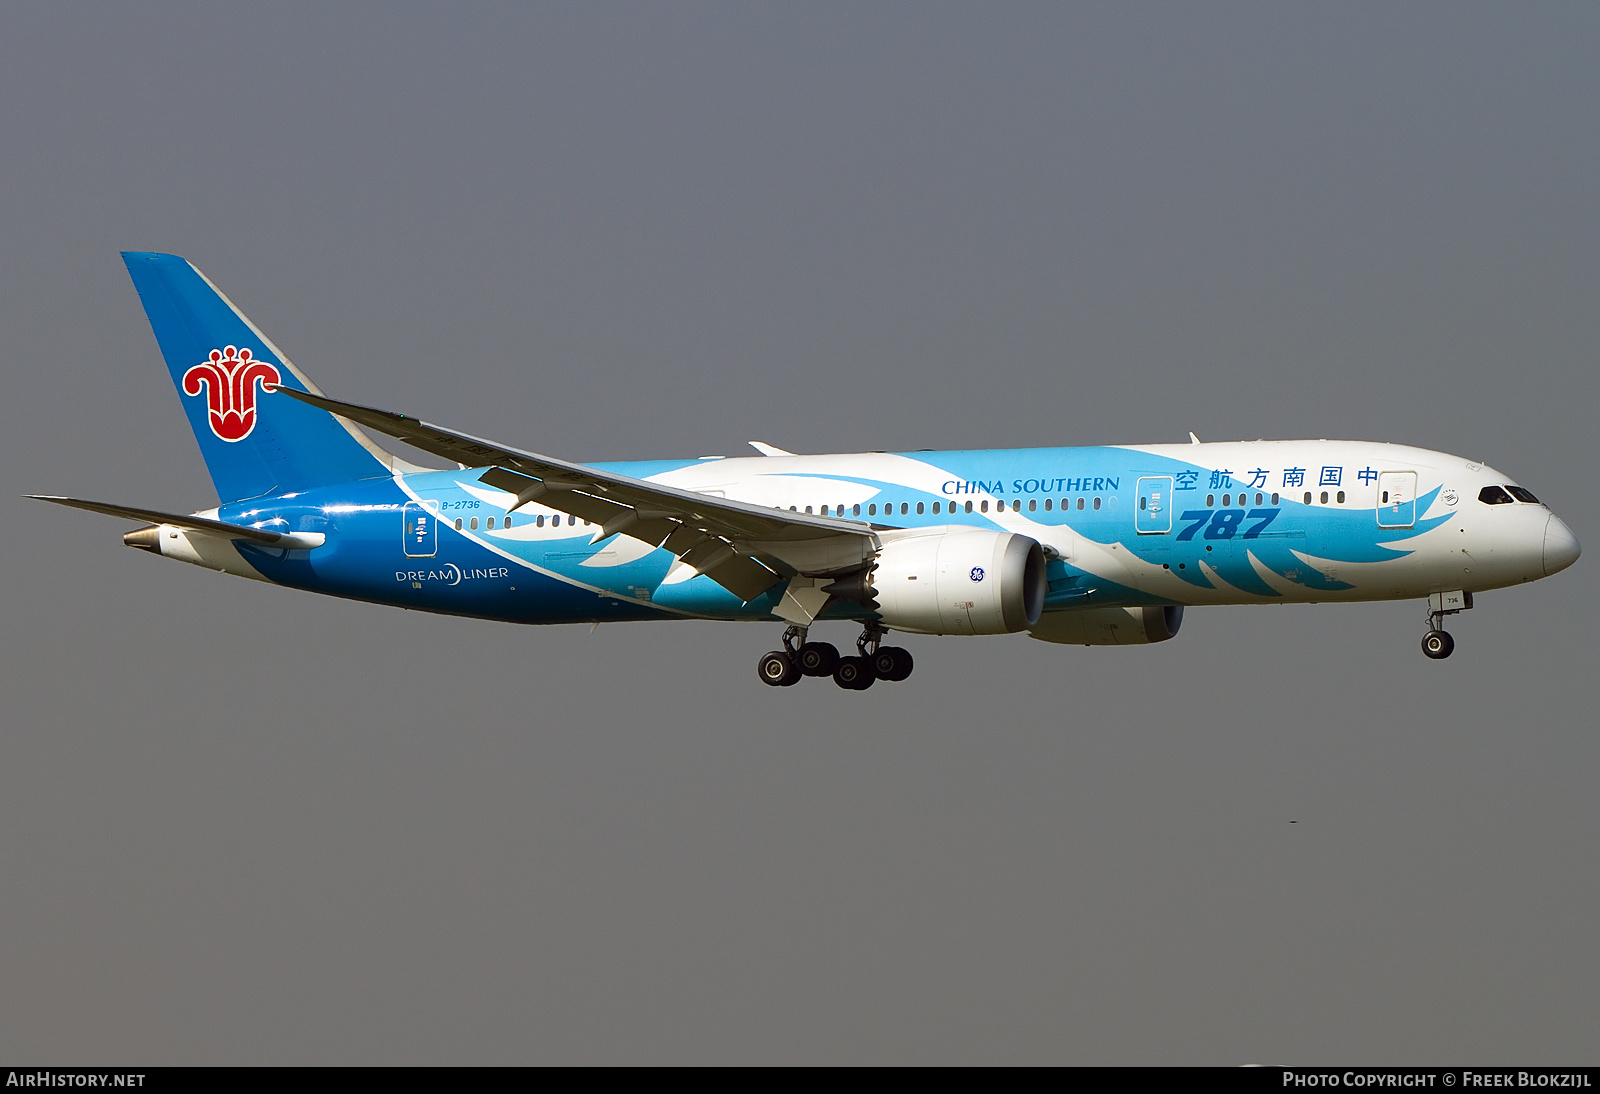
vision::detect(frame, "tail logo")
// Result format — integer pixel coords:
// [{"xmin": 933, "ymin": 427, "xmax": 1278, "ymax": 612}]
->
[{"xmin": 182, "ymin": 346, "xmax": 281, "ymax": 442}]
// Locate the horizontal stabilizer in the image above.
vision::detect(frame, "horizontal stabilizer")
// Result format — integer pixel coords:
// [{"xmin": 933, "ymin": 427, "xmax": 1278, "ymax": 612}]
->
[{"xmin": 26, "ymin": 496, "xmax": 325, "ymax": 550}]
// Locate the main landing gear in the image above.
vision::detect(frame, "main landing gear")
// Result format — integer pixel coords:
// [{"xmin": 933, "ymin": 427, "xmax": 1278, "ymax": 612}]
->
[{"xmin": 757, "ymin": 623, "xmax": 915, "ymax": 690}]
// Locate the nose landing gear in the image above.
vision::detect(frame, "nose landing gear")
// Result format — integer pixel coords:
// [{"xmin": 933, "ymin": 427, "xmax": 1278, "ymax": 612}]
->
[
  {"xmin": 755, "ymin": 622, "xmax": 915, "ymax": 689},
  {"xmin": 1419, "ymin": 591, "xmax": 1472, "ymax": 660}
]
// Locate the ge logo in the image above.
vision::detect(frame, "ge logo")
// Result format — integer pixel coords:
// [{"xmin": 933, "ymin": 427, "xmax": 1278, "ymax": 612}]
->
[{"xmin": 969, "ymin": 566, "xmax": 985, "ymax": 582}]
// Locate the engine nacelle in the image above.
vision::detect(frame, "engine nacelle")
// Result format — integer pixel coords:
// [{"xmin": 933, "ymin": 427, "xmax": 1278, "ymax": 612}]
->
[
  {"xmin": 1028, "ymin": 605, "xmax": 1184, "ymax": 646},
  {"xmin": 869, "ymin": 527, "xmax": 1046, "ymax": 635}
]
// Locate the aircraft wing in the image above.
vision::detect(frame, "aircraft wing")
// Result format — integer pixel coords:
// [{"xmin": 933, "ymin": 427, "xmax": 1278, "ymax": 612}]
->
[
  {"xmin": 27, "ymin": 496, "xmax": 326, "ymax": 550},
  {"xmin": 269, "ymin": 387, "xmax": 877, "ymax": 602}
]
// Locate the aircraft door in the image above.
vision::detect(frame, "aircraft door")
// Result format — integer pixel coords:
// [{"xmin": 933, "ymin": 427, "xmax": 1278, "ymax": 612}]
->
[
  {"xmin": 403, "ymin": 500, "xmax": 438, "ymax": 557},
  {"xmin": 1136, "ymin": 476, "xmax": 1173, "ymax": 534},
  {"xmin": 1376, "ymin": 472, "xmax": 1416, "ymax": 529}
]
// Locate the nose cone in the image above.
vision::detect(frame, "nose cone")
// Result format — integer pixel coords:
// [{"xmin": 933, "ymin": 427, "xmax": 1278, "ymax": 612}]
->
[{"xmin": 1544, "ymin": 515, "xmax": 1581, "ymax": 576}]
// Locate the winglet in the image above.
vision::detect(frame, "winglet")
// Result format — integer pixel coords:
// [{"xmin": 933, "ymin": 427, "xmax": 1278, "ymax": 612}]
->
[
  {"xmin": 1188, "ymin": 432, "xmax": 1201, "ymax": 445},
  {"xmin": 749, "ymin": 441, "xmax": 795, "ymax": 457}
]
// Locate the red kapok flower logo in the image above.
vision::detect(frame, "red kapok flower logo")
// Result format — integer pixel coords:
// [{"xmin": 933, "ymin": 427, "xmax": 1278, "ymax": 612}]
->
[{"xmin": 182, "ymin": 346, "xmax": 282, "ymax": 442}]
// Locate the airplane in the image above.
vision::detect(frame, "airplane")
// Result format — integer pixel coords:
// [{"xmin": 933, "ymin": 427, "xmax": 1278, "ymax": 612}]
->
[{"xmin": 31, "ymin": 252, "xmax": 1581, "ymax": 690}]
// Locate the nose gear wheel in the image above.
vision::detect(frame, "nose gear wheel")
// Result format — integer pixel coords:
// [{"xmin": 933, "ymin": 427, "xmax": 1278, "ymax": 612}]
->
[{"xmin": 1419, "ymin": 605, "xmax": 1458, "ymax": 660}]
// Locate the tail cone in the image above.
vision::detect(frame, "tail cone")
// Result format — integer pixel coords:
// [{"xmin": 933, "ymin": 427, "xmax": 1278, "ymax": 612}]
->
[{"xmin": 123, "ymin": 525, "xmax": 162, "ymax": 554}]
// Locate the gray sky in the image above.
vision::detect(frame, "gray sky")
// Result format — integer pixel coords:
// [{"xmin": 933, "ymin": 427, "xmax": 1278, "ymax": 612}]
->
[{"xmin": 2, "ymin": 2, "xmax": 1595, "ymax": 1064}]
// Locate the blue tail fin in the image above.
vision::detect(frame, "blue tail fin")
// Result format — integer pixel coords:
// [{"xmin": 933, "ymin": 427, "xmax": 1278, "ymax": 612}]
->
[{"xmin": 122, "ymin": 252, "xmax": 393, "ymax": 503}]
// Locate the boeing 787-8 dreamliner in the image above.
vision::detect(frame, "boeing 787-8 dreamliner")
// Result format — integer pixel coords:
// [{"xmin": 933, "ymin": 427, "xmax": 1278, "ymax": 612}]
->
[{"xmin": 31, "ymin": 253, "xmax": 1582, "ymax": 690}]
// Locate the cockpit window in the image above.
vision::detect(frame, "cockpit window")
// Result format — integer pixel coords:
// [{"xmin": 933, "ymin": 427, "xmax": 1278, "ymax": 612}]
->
[
  {"xmin": 1478, "ymin": 485, "xmax": 1514, "ymax": 505},
  {"xmin": 1506, "ymin": 486, "xmax": 1541, "ymax": 504}
]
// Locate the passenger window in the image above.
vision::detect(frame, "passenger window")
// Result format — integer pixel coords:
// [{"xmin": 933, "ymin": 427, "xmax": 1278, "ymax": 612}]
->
[
  {"xmin": 1320, "ymin": 491, "xmax": 1329, "ymax": 504},
  {"xmin": 1271, "ymin": 493, "xmax": 1279, "ymax": 505},
  {"xmin": 470, "ymin": 517, "xmax": 478, "ymax": 530},
  {"xmin": 1303, "ymin": 492, "xmax": 1311, "ymax": 504},
  {"xmin": 1044, "ymin": 498, "xmax": 1052, "ymax": 511},
  {"xmin": 805, "ymin": 506, "xmax": 813, "ymax": 514},
  {"xmin": 1076, "ymin": 498, "xmax": 1084, "ymax": 511},
  {"xmin": 487, "ymin": 517, "xmax": 496, "ymax": 529},
  {"xmin": 868, "ymin": 503, "xmax": 877, "ymax": 516},
  {"xmin": 1478, "ymin": 485, "xmax": 1514, "ymax": 505},
  {"xmin": 821, "ymin": 505, "xmax": 830, "ymax": 516},
  {"xmin": 1336, "ymin": 491, "xmax": 1345, "ymax": 504},
  {"xmin": 997, "ymin": 500, "xmax": 1006, "ymax": 512},
  {"xmin": 1255, "ymin": 492, "xmax": 1263, "ymax": 505},
  {"xmin": 901, "ymin": 502, "xmax": 909, "ymax": 515},
  {"xmin": 1507, "ymin": 486, "xmax": 1540, "ymax": 504},
  {"xmin": 537, "ymin": 515, "xmax": 545, "ymax": 527},
  {"xmin": 1028, "ymin": 499, "xmax": 1037, "ymax": 512},
  {"xmin": 454, "ymin": 518, "xmax": 463, "ymax": 530},
  {"xmin": 932, "ymin": 502, "xmax": 941, "ymax": 514},
  {"xmin": 980, "ymin": 500, "xmax": 989, "ymax": 513},
  {"xmin": 1206, "ymin": 494, "xmax": 1215, "ymax": 508},
  {"xmin": 504, "ymin": 515, "xmax": 512, "ymax": 529},
  {"xmin": 570, "ymin": 515, "xmax": 577, "ymax": 526},
  {"xmin": 1093, "ymin": 497, "xmax": 1101, "ymax": 510},
  {"xmin": 916, "ymin": 502, "xmax": 925, "ymax": 515},
  {"xmin": 965, "ymin": 500, "xmax": 974, "ymax": 513},
  {"xmin": 1222, "ymin": 494, "xmax": 1231, "ymax": 507}
]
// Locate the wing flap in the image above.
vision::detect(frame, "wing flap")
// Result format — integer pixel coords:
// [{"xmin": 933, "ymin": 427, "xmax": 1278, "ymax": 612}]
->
[{"xmin": 703, "ymin": 554, "xmax": 783, "ymax": 602}]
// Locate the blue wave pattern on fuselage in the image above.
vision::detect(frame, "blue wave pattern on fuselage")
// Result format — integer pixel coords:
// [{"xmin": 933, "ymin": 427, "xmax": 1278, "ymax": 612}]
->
[
  {"xmin": 214, "ymin": 444, "xmax": 1461, "ymax": 622},
  {"xmin": 223, "ymin": 478, "xmax": 680, "ymax": 624}
]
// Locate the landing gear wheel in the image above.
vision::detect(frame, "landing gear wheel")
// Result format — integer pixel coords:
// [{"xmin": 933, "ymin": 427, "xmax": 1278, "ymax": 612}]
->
[
  {"xmin": 1421, "ymin": 630, "xmax": 1455, "ymax": 660},
  {"xmin": 758, "ymin": 650, "xmax": 801, "ymax": 686},
  {"xmin": 871, "ymin": 646, "xmax": 913, "ymax": 681},
  {"xmin": 797, "ymin": 641, "xmax": 841, "ymax": 677},
  {"xmin": 833, "ymin": 655, "xmax": 876, "ymax": 690}
]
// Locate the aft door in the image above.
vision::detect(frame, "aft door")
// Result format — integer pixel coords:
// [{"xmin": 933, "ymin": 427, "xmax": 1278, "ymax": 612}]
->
[
  {"xmin": 403, "ymin": 500, "xmax": 438, "ymax": 557},
  {"xmin": 1376, "ymin": 471, "xmax": 1416, "ymax": 529},
  {"xmin": 1136, "ymin": 476, "xmax": 1173, "ymax": 533}
]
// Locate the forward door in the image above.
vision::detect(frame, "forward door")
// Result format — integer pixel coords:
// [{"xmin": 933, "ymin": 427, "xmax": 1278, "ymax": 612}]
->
[{"xmin": 1377, "ymin": 471, "xmax": 1416, "ymax": 529}]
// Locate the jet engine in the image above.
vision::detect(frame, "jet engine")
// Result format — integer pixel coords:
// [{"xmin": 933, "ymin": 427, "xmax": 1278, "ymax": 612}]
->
[
  {"xmin": 1028, "ymin": 605, "xmax": 1184, "ymax": 646},
  {"xmin": 852, "ymin": 527, "xmax": 1046, "ymax": 636}
]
